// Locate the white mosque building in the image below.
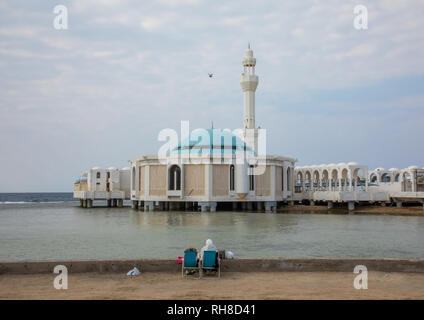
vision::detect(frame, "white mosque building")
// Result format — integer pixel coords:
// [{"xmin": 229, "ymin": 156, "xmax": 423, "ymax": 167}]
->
[{"xmin": 74, "ymin": 46, "xmax": 424, "ymax": 211}]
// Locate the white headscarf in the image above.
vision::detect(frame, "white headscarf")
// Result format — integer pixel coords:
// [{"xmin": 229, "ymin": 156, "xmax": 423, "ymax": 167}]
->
[
  {"xmin": 200, "ymin": 239, "xmax": 217, "ymax": 259},
  {"xmin": 205, "ymin": 239, "xmax": 213, "ymax": 248}
]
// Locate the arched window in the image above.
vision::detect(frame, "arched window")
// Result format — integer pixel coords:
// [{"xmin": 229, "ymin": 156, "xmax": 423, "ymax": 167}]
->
[
  {"xmin": 96, "ymin": 172, "xmax": 101, "ymax": 179},
  {"xmin": 249, "ymin": 165, "xmax": 255, "ymax": 191},
  {"xmin": 168, "ymin": 165, "xmax": 181, "ymax": 191},
  {"xmin": 230, "ymin": 165, "xmax": 235, "ymax": 191},
  {"xmin": 282, "ymin": 167, "xmax": 285, "ymax": 191},
  {"xmin": 132, "ymin": 167, "xmax": 135, "ymax": 190},
  {"xmin": 381, "ymin": 173, "xmax": 391, "ymax": 183},
  {"xmin": 370, "ymin": 173, "xmax": 378, "ymax": 183}
]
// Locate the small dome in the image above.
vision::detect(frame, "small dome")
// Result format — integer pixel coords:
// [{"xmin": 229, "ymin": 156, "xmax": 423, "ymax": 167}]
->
[
  {"xmin": 376, "ymin": 167, "xmax": 385, "ymax": 171},
  {"xmin": 121, "ymin": 167, "xmax": 130, "ymax": 170},
  {"xmin": 107, "ymin": 166, "xmax": 117, "ymax": 170},
  {"xmin": 91, "ymin": 166, "xmax": 101, "ymax": 170},
  {"xmin": 328, "ymin": 163, "xmax": 336, "ymax": 167},
  {"xmin": 408, "ymin": 165, "xmax": 419, "ymax": 169},
  {"xmin": 337, "ymin": 162, "xmax": 346, "ymax": 166},
  {"xmin": 389, "ymin": 168, "xmax": 399, "ymax": 171},
  {"xmin": 347, "ymin": 162, "xmax": 358, "ymax": 166}
]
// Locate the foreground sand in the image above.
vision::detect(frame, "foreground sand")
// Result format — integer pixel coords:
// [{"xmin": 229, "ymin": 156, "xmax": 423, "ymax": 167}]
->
[{"xmin": 1, "ymin": 271, "xmax": 423, "ymax": 299}]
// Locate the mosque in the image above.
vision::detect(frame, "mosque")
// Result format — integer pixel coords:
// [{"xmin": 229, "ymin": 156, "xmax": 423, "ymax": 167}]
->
[{"xmin": 73, "ymin": 46, "xmax": 424, "ymax": 211}]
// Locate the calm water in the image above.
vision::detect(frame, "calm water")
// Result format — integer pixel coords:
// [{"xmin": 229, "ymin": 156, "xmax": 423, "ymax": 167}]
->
[
  {"xmin": 0, "ymin": 194, "xmax": 423, "ymax": 261},
  {"xmin": 0, "ymin": 192, "xmax": 75, "ymax": 204}
]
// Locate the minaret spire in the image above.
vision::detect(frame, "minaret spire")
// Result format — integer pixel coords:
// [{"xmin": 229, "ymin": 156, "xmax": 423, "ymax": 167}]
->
[{"xmin": 240, "ymin": 43, "xmax": 258, "ymax": 130}]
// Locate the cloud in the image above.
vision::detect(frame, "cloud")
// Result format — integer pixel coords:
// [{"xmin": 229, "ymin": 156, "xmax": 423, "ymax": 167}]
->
[{"xmin": 140, "ymin": 16, "xmax": 168, "ymax": 31}]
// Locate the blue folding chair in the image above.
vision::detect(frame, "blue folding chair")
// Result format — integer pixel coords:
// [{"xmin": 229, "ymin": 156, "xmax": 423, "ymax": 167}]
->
[
  {"xmin": 182, "ymin": 248, "xmax": 200, "ymax": 279},
  {"xmin": 200, "ymin": 250, "xmax": 220, "ymax": 279}
]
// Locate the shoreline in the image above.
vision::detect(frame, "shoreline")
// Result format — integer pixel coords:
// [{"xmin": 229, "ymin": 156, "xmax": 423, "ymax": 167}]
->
[
  {"xmin": 279, "ymin": 204, "xmax": 424, "ymax": 216},
  {"xmin": 1, "ymin": 258, "xmax": 423, "ymax": 275}
]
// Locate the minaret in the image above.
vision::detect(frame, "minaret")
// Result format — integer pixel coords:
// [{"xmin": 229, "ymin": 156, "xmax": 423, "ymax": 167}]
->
[
  {"xmin": 240, "ymin": 43, "xmax": 258, "ymax": 130},
  {"xmin": 235, "ymin": 44, "xmax": 259, "ymax": 199}
]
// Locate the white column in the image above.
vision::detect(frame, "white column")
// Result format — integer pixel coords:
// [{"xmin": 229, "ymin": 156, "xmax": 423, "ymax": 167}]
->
[
  {"xmin": 412, "ymin": 171, "xmax": 417, "ymax": 192},
  {"xmin": 205, "ymin": 164, "xmax": 213, "ymax": 201},
  {"xmin": 135, "ymin": 164, "xmax": 140, "ymax": 193},
  {"xmin": 290, "ymin": 167, "xmax": 294, "ymax": 193}
]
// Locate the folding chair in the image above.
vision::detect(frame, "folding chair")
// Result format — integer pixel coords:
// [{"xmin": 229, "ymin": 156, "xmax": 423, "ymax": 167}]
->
[
  {"xmin": 182, "ymin": 248, "xmax": 200, "ymax": 279},
  {"xmin": 200, "ymin": 250, "xmax": 220, "ymax": 279}
]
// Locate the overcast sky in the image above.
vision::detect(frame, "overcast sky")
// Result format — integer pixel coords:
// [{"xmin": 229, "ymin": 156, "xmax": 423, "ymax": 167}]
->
[{"xmin": 1, "ymin": 0, "xmax": 423, "ymax": 192}]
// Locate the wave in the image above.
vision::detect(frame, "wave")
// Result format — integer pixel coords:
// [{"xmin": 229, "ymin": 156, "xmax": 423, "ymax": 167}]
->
[{"xmin": 0, "ymin": 201, "xmax": 27, "ymax": 204}]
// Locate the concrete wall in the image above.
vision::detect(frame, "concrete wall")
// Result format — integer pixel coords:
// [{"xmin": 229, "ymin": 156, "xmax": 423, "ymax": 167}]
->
[
  {"xmin": 1, "ymin": 258, "xmax": 423, "ymax": 274},
  {"xmin": 369, "ymin": 182, "xmax": 402, "ymax": 193},
  {"xmin": 88, "ymin": 168, "xmax": 107, "ymax": 192},
  {"xmin": 184, "ymin": 164, "xmax": 205, "ymax": 196},
  {"xmin": 149, "ymin": 165, "xmax": 167, "ymax": 196},
  {"xmin": 74, "ymin": 182, "xmax": 88, "ymax": 192},
  {"xmin": 275, "ymin": 166, "xmax": 283, "ymax": 197},
  {"xmin": 255, "ymin": 165, "xmax": 271, "ymax": 196},
  {"xmin": 108, "ymin": 169, "xmax": 120, "ymax": 191},
  {"xmin": 213, "ymin": 164, "xmax": 229, "ymax": 197},
  {"xmin": 139, "ymin": 166, "xmax": 145, "ymax": 195},
  {"xmin": 119, "ymin": 169, "xmax": 131, "ymax": 198}
]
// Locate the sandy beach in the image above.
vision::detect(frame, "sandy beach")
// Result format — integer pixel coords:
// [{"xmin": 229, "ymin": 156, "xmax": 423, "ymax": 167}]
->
[{"xmin": 1, "ymin": 271, "xmax": 423, "ymax": 300}]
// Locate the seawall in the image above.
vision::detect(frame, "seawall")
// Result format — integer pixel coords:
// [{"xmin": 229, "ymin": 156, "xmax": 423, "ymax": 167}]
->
[{"xmin": 1, "ymin": 258, "xmax": 423, "ymax": 274}]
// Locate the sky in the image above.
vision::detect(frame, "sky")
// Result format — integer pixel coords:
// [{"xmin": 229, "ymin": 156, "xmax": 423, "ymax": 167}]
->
[{"xmin": 0, "ymin": 0, "xmax": 423, "ymax": 192}]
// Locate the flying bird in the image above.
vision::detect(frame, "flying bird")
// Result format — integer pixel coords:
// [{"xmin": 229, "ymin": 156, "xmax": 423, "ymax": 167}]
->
[{"xmin": 208, "ymin": 73, "xmax": 213, "ymax": 78}]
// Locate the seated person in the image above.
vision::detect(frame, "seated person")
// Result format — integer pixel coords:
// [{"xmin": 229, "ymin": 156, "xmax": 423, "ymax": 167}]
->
[{"xmin": 198, "ymin": 239, "xmax": 217, "ymax": 262}]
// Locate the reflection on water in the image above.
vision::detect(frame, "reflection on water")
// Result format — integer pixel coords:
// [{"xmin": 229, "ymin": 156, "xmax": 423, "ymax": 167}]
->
[{"xmin": 0, "ymin": 203, "xmax": 423, "ymax": 261}]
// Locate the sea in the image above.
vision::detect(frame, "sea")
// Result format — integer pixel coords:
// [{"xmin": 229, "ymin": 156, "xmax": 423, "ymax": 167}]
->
[{"xmin": 0, "ymin": 193, "xmax": 423, "ymax": 261}]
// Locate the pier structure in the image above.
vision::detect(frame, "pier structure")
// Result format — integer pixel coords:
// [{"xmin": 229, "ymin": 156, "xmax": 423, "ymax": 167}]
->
[
  {"xmin": 73, "ymin": 166, "xmax": 130, "ymax": 208},
  {"xmin": 294, "ymin": 164, "xmax": 424, "ymax": 210}
]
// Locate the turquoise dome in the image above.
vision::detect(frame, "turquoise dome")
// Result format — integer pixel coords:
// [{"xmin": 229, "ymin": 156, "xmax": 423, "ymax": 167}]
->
[{"xmin": 171, "ymin": 129, "xmax": 255, "ymax": 155}]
